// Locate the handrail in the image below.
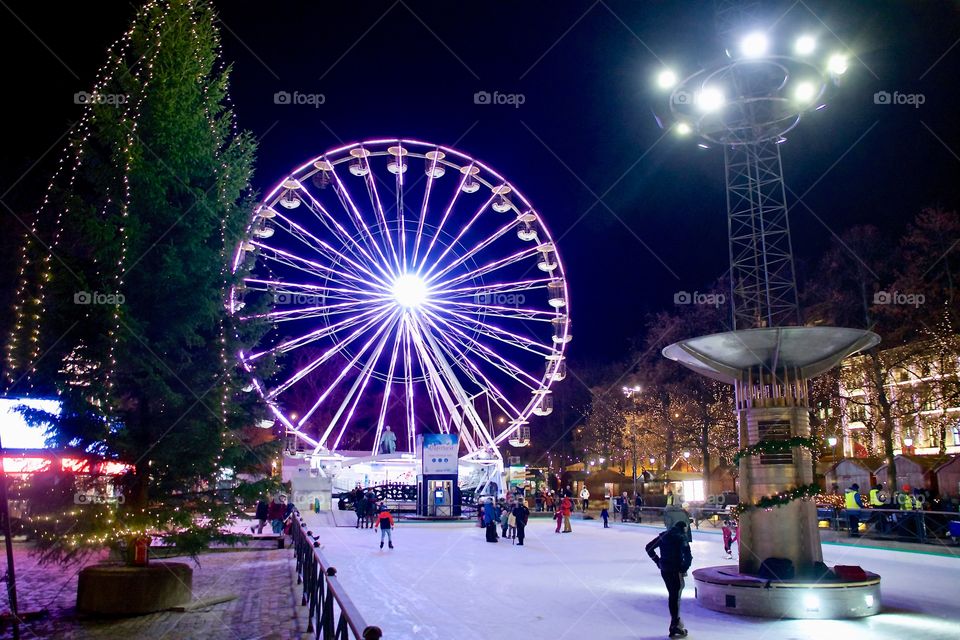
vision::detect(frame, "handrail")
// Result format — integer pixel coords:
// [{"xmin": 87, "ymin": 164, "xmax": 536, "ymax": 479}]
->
[{"xmin": 290, "ymin": 509, "xmax": 383, "ymax": 639}]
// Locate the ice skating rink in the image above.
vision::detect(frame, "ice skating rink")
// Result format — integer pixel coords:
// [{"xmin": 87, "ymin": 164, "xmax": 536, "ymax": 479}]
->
[{"xmin": 307, "ymin": 513, "xmax": 959, "ymax": 640}]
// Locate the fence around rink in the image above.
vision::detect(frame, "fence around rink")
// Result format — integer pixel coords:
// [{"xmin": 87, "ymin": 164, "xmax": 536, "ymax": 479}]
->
[{"xmin": 290, "ymin": 510, "xmax": 382, "ymax": 640}]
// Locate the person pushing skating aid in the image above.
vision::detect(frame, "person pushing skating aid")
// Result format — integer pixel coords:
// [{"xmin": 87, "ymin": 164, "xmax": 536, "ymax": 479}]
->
[{"xmin": 646, "ymin": 521, "xmax": 692, "ymax": 637}]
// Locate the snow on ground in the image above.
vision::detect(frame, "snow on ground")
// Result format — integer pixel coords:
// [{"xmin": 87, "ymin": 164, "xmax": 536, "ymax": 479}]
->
[{"xmin": 303, "ymin": 512, "xmax": 960, "ymax": 640}]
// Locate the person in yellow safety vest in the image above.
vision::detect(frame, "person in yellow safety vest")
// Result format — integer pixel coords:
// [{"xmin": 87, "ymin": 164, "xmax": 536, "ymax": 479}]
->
[
  {"xmin": 844, "ymin": 483, "xmax": 864, "ymax": 537},
  {"xmin": 900, "ymin": 484, "xmax": 916, "ymax": 510},
  {"xmin": 665, "ymin": 490, "xmax": 675, "ymax": 506},
  {"xmin": 867, "ymin": 483, "xmax": 887, "ymax": 533}
]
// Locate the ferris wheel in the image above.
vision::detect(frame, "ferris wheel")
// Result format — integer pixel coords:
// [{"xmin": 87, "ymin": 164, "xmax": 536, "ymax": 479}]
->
[{"xmin": 229, "ymin": 139, "xmax": 571, "ymax": 462}]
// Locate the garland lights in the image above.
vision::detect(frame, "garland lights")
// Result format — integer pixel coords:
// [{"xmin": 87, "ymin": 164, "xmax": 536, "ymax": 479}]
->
[
  {"xmin": 731, "ymin": 436, "xmax": 819, "ymax": 466},
  {"xmin": 731, "ymin": 483, "xmax": 821, "ymax": 517}
]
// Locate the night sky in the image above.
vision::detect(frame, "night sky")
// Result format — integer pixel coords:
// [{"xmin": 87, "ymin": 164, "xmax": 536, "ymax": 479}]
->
[{"xmin": 3, "ymin": 0, "xmax": 960, "ymax": 364}]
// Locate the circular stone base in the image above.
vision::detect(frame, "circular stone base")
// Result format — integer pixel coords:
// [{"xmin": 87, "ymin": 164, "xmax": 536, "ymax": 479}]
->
[
  {"xmin": 77, "ymin": 562, "xmax": 193, "ymax": 615},
  {"xmin": 693, "ymin": 566, "xmax": 880, "ymax": 619}
]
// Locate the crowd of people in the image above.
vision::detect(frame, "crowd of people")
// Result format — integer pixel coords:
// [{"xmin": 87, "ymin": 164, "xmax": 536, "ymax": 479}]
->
[
  {"xmin": 251, "ymin": 493, "xmax": 295, "ymax": 537},
  {"xmin": 479, "ymin": 494, "xmax": 531, "ymax": 544}
]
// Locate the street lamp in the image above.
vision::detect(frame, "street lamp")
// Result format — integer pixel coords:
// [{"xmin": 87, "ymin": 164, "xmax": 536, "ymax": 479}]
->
[{"xmin": 683, "ymin": 450, "xmax": 691, "ymax": 460}]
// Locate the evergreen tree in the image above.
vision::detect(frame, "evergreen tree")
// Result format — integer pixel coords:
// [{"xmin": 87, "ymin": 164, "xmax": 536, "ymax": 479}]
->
[{"xmin": 6, "ymin": 0, "xmax": 277, "ymax": 561}]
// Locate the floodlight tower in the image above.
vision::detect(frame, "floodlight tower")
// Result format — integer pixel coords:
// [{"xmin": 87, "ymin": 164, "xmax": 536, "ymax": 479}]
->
[
  {"xmin": 655, "ymin": 9, "xmax": 884, "ymax": 621},
  {"xmin": 655, "ymin": 17, "xmax": 848, "ymax": 329}
]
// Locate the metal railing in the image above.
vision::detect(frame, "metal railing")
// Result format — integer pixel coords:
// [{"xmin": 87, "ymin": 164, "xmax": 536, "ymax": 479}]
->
[{"xmin": 291, "ymin": 511, "xmax": 383, "ymax": 639}]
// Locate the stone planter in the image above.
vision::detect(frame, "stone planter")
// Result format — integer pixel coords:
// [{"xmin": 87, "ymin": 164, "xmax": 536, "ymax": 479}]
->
[{"xmin": 77, "ymin": 562, "xmax": 193, "ymax": 615}]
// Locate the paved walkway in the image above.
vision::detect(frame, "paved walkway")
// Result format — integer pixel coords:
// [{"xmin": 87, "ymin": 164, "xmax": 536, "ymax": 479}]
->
[{"xmin": 2, "ymin": 544, "xmax": 308, "ymax": 639}]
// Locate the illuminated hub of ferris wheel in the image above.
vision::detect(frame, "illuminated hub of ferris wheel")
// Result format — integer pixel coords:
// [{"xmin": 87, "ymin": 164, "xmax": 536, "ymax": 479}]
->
[{"xmin": 229, "ymin": 139, "xmax": 571, "ymax": 462}]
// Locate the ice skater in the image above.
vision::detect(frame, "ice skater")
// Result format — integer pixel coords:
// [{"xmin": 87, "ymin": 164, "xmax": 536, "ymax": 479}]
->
[
  {"xmin": 512, "ymin": 500, "xmax": 530, "ymax": 546},
  {"xmin": 554, "ymin": 506, "xmax": 563, "ymax": 533},
  {"xmin": 500, "ymin": 503, "xmax": 511, "ymax": 538},
  {"xmin": 374, "ymin": 503, "xmax": 394, "ymax": 549},
  {"xmin": 600, "ymin": 506, "xmax": 610, "ymax": 528},
  {"xmin": 721, "ymin": 518, "xmax": 738, "ymax": 559},
  {"xmin": 646, "ymin": 521, "xmax": 692, "ymax": 638},
  {"xmin": 561, "ymin": 496, "xmax": 573, "ymax": 533}
]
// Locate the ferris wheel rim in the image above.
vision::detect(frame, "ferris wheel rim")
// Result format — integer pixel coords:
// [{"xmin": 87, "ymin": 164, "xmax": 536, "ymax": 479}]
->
[{"xmin": 229, "ymin": 138, "xmax": 572, "ymax": 458}]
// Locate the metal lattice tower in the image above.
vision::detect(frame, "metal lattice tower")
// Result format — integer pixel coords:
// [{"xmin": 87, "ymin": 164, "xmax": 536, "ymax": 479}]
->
[
  {"xmin": 724, "ymin": 137, "xmax": 799, "ymax": 329},
  {"xmin": 660, "ymin": 2, "xmax": 844, "ymax": 329}
]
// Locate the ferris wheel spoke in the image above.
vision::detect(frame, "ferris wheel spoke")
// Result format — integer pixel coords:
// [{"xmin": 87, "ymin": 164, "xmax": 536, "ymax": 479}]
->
[
  {"xmin": 298, "ymin": 309, "xmax": 400, "ymax": 429},
  {"xmin": 420, "ymin": 308, "xmax": 542, "ymax": 390},
  {"xmin": 421, "ymin": 192, "xmax": 496, "ymax": 282},
  {"xmin": 426, "ymin": 304, "xmax": 553, "ymax": 358},
  {"xmin": 265, "ymin": 305, "xmax": 395, "ymax": 398},
  {"xmin": 435, "ymin": 245, "xmax": 541, "ymax": 290},
  {"xmin": 300, "ymin": 179, "xmax": 395, "ymax": 281},
  {"xmin": 370, "ymin": 327, "xmax": 403, "ymax": 455},
  {"xmin": 272, "ymin": 208, "xmax": 389, "ymax": 286},
  {"xmin": 253, "ymin": 303, "xmax": 393, "ymax": 359},
  {"xmin": 325, "ymin": 165, "xmax": 396, "ymax": 276},
  {"xmin": 401, "ymin": 316, "xmax": 416, "ymax": 452},
  {"xmin": 243, "ymin": 297, "xmax": 386, "ymax": 324},
  {"xmin": 319, "ymin": 313, "xmax": 397, "ymax": 450},
  {"xmin": 361, "ymin": 162, "xmax": 402, "ymax": 272},
  {"xmin": 410, "ymin": 152, "xmax": 441, "ymax": 266},
  {"xmin": 252, "ymin": 241, "xmax": 387, "ymax": 293},
  {"xmin": 406, "ymin": 316, "xmax": 488, "ymax": 451},
  {"xmin": 426, "ymin": 217, "xmax": 517, "ymax": 284},
  {"xmin": 430, "ymin": 278, "xmax": 551, "ymax": 299},
  {"xmin": 427, "ymin": 325, "xmax": 525, "ymax": 420},
  {"xmin": 427, "ymin": 298, "xmax": 556, "ymax": 323},
  {"xmin": 416, "ymin": 162, "xmax": 471, "ymax": 273},
  {"xmin": 287, "ymin": 188, "xmax": 380, "ymax": 275}
]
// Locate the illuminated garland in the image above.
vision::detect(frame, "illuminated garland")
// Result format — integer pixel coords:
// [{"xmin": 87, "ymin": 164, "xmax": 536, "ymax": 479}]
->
[
  {"xmin": 732, "ymin": 436, "xmax": 819, "ymax": 466},
  {"xmin": 730, "ymin": 483, "xmax": 821, "ymax": 517}
]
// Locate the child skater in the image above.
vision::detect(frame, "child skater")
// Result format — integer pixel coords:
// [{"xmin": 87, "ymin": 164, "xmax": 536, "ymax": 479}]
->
[
  {"xmin": 722, "ymin": 518, "xmax": 738, "ymax": 559},
  {"xmin": 600, "ymin": 506, "xmax": 610, "ymax": 528}
]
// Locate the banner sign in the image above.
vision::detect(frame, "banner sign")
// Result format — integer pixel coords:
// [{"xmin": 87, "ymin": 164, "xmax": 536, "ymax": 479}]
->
[{"xmin": 419, "ymin": 434, "xmax": 459, "ymax": 475}]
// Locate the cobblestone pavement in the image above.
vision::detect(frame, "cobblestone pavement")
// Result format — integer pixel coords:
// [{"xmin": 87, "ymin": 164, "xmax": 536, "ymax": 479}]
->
[{"xmin": 1, "ymin": 544, "xmax": 308, "ymax": 639}]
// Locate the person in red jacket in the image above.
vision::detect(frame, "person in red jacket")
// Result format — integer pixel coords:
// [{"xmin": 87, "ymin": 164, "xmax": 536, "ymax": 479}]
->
[
  {"xmin": 374, "ymin": 504, "xmax": 395, "ymax": 549},
  {"xmin": 561, "ymin": 496, "xmax": 573, "ymax": 533}
]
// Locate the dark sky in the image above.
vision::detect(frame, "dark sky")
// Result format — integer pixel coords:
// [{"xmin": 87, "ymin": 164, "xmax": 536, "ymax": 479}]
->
[{"xmin": 3, "ymin": 0, "xmax": 960, "ymax": 363}]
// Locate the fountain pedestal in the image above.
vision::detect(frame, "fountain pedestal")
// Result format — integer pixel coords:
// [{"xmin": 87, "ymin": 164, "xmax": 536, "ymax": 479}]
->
[{"xmin": 663, "ymin": 326, "xmax": 882, "ymax": 619}]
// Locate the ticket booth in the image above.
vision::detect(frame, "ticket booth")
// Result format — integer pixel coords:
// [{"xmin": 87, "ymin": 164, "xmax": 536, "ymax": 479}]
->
[{"xmin": 416, "ymin": 434, "xmax": 461, "ymax": 517}]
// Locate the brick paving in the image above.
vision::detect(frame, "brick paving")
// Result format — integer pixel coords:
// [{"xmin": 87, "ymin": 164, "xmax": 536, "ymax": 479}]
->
[{"xmin": 1, "ymin": 544, "xmax": 308, "ymax": 640}]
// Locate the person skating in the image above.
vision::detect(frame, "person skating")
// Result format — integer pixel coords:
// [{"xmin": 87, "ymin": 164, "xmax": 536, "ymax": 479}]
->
[
  {"xmin": 721, "ymin": 519, "xmax": 738, "ymax": 559},
  {"xmin": 600, "ymin": 506, "xmax": 610, "ymax": 528},
  {"xmin": 620, "ymin": 491, "xmax": 630, "ymax": 522},
  {"xmin": 580, "ymin": 486, "xmax": 590, "ymax": 512},
  {"xmin": 646, "ymin": 521, "xmax": 693, "ymax": 638},
  {"xmin": 561, "ymin": 496, "xmax": 573, "ymax": 533},
  {"xmin": 554, "ymin": 506, "xmax": 563, "ymax": 533},
  {"xmin": 512, "ymin": 500, "xmax": 530, "ymax": 545},
  {"xmin": 374, "ymin": 503, "xmax": 395, "ymax": 549}
]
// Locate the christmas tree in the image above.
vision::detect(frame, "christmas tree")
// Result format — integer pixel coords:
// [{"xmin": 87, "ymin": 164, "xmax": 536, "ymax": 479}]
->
[{"xmin": 5, "ymin": 0, "xmax": 278, "ymax": 561}]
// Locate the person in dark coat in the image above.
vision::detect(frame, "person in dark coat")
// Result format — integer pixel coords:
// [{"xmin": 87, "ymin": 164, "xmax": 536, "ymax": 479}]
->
[
  {"xmin": 354, "ymin": 489, "xmax": 366, "ymax": 528},
  {"xmin": 251, "ymin": 497, "xmax": 269, "ymax": 534},
  {"xmin": 646, "ymin": 521, "xmax": 693, "ymax": 638},
  {"xmin": 512, "ymin": 500, "xmax": 530, "ymax": 546},
  {"xmin": 483, "ymin": 499, "xmax": 499, "ymax": 543},
  {"xmin": 600, "ymin": 506, "xmax": 610, "ymax": 528}
]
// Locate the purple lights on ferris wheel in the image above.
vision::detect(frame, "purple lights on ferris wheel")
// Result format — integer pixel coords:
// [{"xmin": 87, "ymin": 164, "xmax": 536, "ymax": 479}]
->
[{"xmin": 230, "ymin": 139, "xmax": 571, "ymax": 460}]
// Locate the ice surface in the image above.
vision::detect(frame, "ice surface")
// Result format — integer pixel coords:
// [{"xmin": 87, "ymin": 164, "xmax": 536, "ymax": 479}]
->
[{"xmin": 303, "ymin": 511, "xmax": 960, "ymax": 640}]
